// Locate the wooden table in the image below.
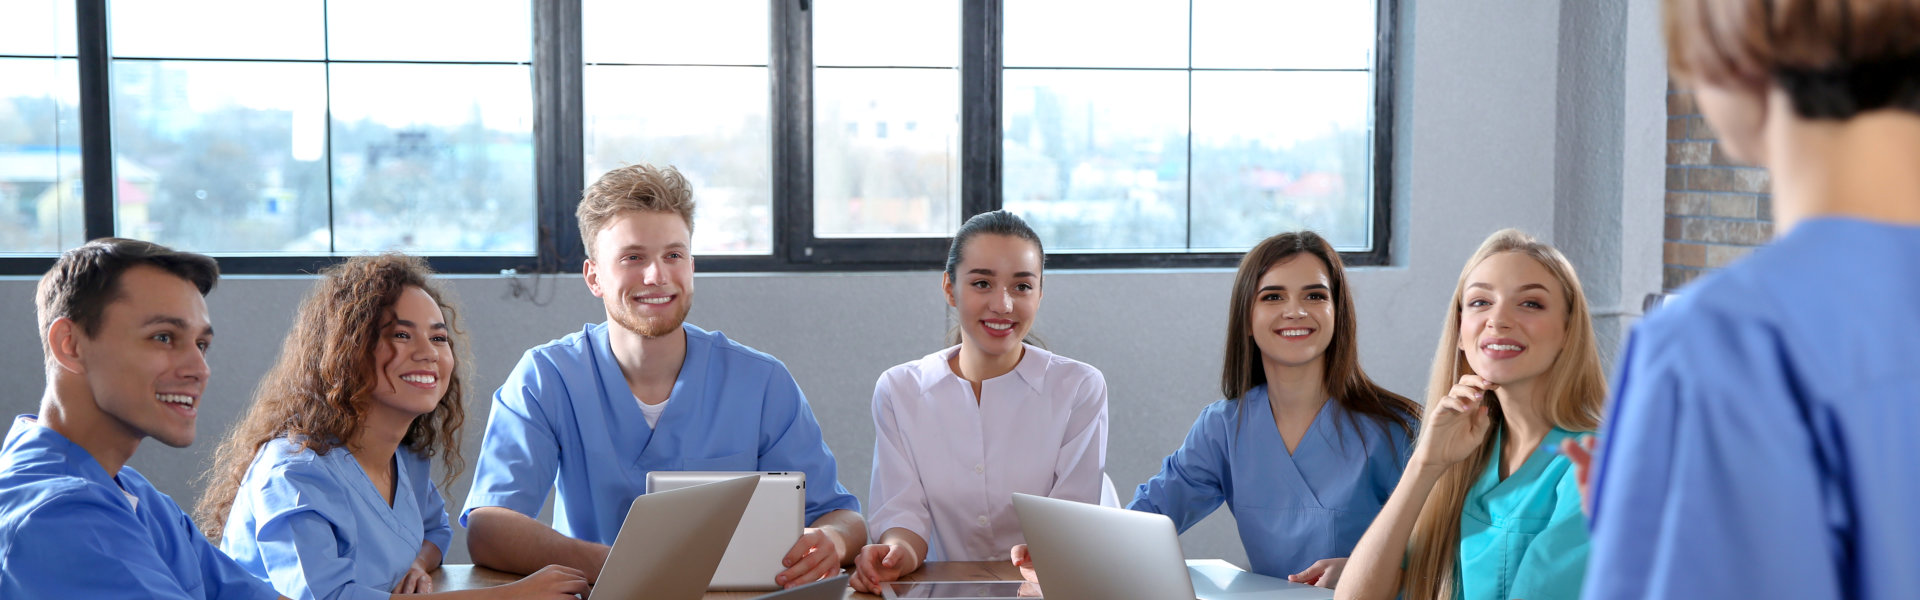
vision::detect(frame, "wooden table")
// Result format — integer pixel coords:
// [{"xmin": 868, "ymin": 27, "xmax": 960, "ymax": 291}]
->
[{"xmin": 435, "ymin": 560, "xmax": 1023, "ymax": 599}]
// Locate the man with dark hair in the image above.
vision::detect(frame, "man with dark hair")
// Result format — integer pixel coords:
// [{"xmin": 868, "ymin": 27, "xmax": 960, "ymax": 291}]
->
[{"xmin": 0, "ymin": 238, "xmax": 285, "ymax": 599}]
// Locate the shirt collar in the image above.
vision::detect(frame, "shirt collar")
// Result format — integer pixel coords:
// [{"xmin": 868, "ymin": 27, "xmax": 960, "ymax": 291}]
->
[{"xmin": 921, "ymin": 344, "xmax": 1050, "ymax": 394}]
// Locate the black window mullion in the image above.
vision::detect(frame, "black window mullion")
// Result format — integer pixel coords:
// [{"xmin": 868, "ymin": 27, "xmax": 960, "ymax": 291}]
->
[
  {"xmin": 76, "ymin": 0, "xmax": 114, "ymax": 241},
  {"xmin": 534, "ymin": 0, "xmax": 586, "ymax": 271},
  {"xmin": 772, "ymin": 0, "xmax": 811, "ymax": 263},
  {"xmin": 960, "ymin": 0, "xmax": 1001, "ymax": 220}
]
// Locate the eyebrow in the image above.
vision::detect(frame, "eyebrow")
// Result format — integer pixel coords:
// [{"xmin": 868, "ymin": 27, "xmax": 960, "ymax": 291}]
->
[
  {"xmin": 1466, "ymin": 282, "xmax": 1550, "ymax": 293},
  {"xmin": 143, "ymin": 315, "xmax": 213, "ymax": 337},
  {"xmin": 615, "ymin": 242, "xmax": 689, "ymax": 253},
  {"xmin": 1258, "ymin": 283, "xmax": 1330, "ymax": 292},
  {"xmin": 394, "ymin": 319, "xmax": 449, "ymax": 331},
  {"xmin": 966, "ymin": 268, "xmax": 1039, "ymax": 278}
]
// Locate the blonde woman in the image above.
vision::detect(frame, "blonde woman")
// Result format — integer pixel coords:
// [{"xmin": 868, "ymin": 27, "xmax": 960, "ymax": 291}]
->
[{"xmin": 1334, "ymin": 229, "xmax": 1604, "ymax": 600}]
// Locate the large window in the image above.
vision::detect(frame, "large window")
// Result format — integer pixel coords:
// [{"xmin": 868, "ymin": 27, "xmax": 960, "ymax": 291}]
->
[
  {"xmin": 1, "ymin": 0, "xmax": 1391, "ymax": 273},
  {"xmin": 1, "ymin": 0, "xmax": 83, "ymax": 255}
]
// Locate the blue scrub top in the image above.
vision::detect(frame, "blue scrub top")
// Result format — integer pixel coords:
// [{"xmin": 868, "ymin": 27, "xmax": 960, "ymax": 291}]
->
[
  {"xmin": 1455, "ymin": 427, "xmax": 1588, "ymax": 600},
  {"xmin": 1586, "ymin": 218, "xmax": 1920, "ymax": 599},
  {"xmin": 1127, "ymin": 385, "xmax": 1413, "ymax": 578},
  {"xmin": 463, "ymin": 322, "xmax": 860, "ymax": 543},
  {"xmin": 0, "ymin": 417, "xmax": 279, "ymax": 600},
  {"xmin": 219, "ymin": 438, "xmax": 452, "ymax": 600}
]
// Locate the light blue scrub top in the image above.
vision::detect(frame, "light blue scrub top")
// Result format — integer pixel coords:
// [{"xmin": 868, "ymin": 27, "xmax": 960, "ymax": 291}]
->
[
  {"xmin": 219, "ymin": 438, "xmax": 451, "ymax": 600},
  {"xmin": 463, "ymin": 322, "xmax": 860, "ymax": 543},
  {"xmin": 1127, "ymin": 385, "xmax": 1413, "ymax": 578},
  {"xmin": 0, "ymin": 417, "xmax": 279, "ymax": 600},
  {"xmin": 1455, "ymin": 427, "xmax": 1588, "ymax": 600},
  {"xmin": 1586, "ymin": 218, "xmax": 1920, "ymax": 600}
]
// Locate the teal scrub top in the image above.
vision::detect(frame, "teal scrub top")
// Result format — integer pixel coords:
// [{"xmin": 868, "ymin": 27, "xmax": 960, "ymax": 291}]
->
[{"xmin": 1455, "ymin": 427, "xmax": 1589, "ymax": 600}]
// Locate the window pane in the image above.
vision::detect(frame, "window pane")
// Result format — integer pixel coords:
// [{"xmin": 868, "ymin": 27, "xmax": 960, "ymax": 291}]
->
[
  {"xmin": 1193, "ymin": 0, "xmax": 1374, "ymax": 70},
  {"xmin": 583, "ymin": 0, "xmax": 766, "ymax": 65},
  {"xmin": 111, "ymin": 0, "xmax": 324, "ymax": 60},
  {"xmin": 1003, "ymin": 70, "xmax": 1188, "ymax": 252},
  {"xmin": 110, "ymin": 61, "xmax": 329, "ymax": 253},
  {"xmin": 0, "ymin": 0, "xmax": 77, "ymax": 56},
  {"xmin": 1190, "ymin": 71, "xmax": 1371, "ymax": 251},
  {"xmin": 329, "ymin": 64, "xmax": 535, "ymax": 254},
  {"xmin": 584, "ymin": 66, "xmax": 771, "ymax": 255},
  {"xmin": 815, "ymin": 68, "xmax": 959, "ymax": 238},
  {"xmin": 1004, "ymin": 0, "xmax": 1188, "ymax": 68},
  {"xmin": 815, "ymin": 0, "xmax": 959, "ymax": 68},
  {"xmin": 0, "ymin": 58, "xmax": 83, "ymax": 254},
  {"xmin": 329, "ymin": 0, "xmax": 531, "ymax": 63}
]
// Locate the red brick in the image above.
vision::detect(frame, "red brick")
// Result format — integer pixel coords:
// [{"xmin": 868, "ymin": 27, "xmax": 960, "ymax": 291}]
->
[
  {"xmin": 1706, "ymin": 244, "xmax": 1757, "ymax": 268},
  {"xmin": 1667, "ymin": 167, "xmax": 1686, "ymax": 191},
  {"xmin": 1667, "ymin": 117, "xmax": 1691, "ymax": 140},
  {"xmin": 1664, "ymin": 242, "xmax": 1708, "ymax": 267},
  {"xmin": 1667, "ymin": 93, "xmax": 1698, "ymax": 116},
  {"xmin": 1668, "ymin": 142, "xmax": 1712, "ymax": 166},
  {"xmin": 1708, "ymin": 142, "xmax": 1748, "ymax": 166},
  {"xmin": 1665, "ymin": 217, "xmax": 1684, "ymax": 239},
  {"xmin": 1688, "ymin": 168, "xmax": 1771, "ymax": 193},
  {"xmin": 1688, "ymin": 117, "xmax": 1718, "ymax": 140},
  {"xmin": 1677, "ymin": 217, "xmax": 1771, "ymax": 245},
  {"xmin": 1663, "ymin": 266, "xmax": 1702, "ymax": 290}
]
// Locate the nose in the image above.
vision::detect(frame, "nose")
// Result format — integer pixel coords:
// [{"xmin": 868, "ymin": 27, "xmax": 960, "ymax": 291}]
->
[
  {"xmin": 642, "ymin": 261, "xmax": 666, "ymax": 286},
  {"xmin": 993, "ymin": 288, "xmax": 1014, "ymax": 313},
  {"xmin": 1485, "ymin": 303, "xmax": 1515, "ymax": 329},
  {"xmin": 410, "ymin": 336, "xmax": 439, "ymax": 362},
  {"xmin": 181, "ymin": 346, "xmax": 211, "ymax": 382},
  {"xmin": 1284, "ymin": 301, "xmax": 1308, "ymax": 318}
]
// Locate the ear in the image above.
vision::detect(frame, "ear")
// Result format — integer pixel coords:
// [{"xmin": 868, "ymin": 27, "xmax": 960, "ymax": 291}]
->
[
  {"xmin": 942, "ymin": 273, "xmax": 957, "ymax": 308},
  {"xmin": 46, "ymin": 318, "xmax": 87, "ymax": 375},
  {"xmin": 583, "ymin": 258, "xmax": 604, "ymax": 298}
]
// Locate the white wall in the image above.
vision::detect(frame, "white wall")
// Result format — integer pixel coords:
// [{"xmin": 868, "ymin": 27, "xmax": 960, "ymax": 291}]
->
[{"xmin": 0, "ymin": 0, "xmax": 1666, "ymax": 568}]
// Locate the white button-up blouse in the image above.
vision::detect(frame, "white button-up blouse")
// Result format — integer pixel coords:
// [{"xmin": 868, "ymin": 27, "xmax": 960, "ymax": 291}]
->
[{"xmin": 866, "ymin": 344, "xmax": 1110, "ymax": 562}]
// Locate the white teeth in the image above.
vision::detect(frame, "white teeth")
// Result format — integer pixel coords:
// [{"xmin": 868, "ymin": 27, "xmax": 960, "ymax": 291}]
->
[
  {"xmin": 157, "ymin": 394, "xmax": 193, "ymax": 406},
  {"xmin": 1280, "ymin": 329, "xmax": 1311, "ymax": 337},
  {"xmin": 983, "ymin": 322, "xmax": 1014, "ymax": 331},
  {"xmin": 636, "ymin": 296, "xmax": 672, "ymax": 305},
  {"xmin": 1486, "ymin": 344, "xmax": 1524, "ymax": 352},
  {"xmin": 400, "ymin": 374, "xmax": 437, "ymax": 384}
]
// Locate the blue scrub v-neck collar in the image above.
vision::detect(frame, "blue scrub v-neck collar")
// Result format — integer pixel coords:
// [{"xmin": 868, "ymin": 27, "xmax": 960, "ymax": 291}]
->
[
  {"xmin": 1247, "ymin": 385, "xmax": 1339, "ymax": 458},
  {"xmin": 335, "ymin": 446, "xmax": 416, "ymax": 538},
  {"xmin": 590, "ymin": 322, "xmax": 707, "ymax": 434},
  {"xmin": 1475, "ymin": 426, "xmax": 1574, "ymax": 492}
]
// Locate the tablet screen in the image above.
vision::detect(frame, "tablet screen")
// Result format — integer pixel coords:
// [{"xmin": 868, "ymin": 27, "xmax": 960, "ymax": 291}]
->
[{"xmin": 881, "ymin": 580, "xmax": 1037, "ymax": 599}]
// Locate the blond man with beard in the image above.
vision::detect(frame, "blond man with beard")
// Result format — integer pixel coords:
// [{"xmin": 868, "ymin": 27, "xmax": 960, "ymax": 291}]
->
[{"xmin": 462, "ymin": 164, "xmax": 866, "ymax": 590}]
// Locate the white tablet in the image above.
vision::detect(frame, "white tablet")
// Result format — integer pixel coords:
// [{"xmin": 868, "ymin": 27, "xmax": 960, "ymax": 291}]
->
[{"xmin": 645, "ymin": 471, "xmax": 805, "ymax": 591}]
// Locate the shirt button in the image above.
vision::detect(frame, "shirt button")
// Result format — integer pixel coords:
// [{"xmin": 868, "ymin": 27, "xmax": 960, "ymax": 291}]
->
[
  {"xmin": 978, "ymin": 516, "xmax": 990, "ymax": 526},
  {"xmin": 974, "ymin": 464, "xmax": 985, "ymax": 474}
]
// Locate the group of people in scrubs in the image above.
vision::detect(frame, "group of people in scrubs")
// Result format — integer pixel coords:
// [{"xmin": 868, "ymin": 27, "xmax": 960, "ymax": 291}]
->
[{"xmin": 2, "ymin": 0, "xmax": 1918, "ymax": 598}]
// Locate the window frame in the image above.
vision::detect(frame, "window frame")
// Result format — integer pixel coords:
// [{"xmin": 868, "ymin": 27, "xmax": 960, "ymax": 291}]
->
[{"xmin": 2, "ymin": 0, "xmax": 1392, "ymax": 275}]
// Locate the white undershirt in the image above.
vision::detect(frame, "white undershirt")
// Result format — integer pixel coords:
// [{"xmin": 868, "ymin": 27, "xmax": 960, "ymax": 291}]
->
[{"xmin": 638, "ymin": 397, "xmax": 669, "ymax": 428}]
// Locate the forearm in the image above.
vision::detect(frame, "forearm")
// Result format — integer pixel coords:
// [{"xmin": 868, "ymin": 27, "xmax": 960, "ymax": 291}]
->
[
  {"xmin": 1337, "ymin": 463, "xmax": 1446, "ymax": 600},
  {"xmin": 809, "ymin": 509, "xmax": 868, "ymax": 565},
  {"xmin": 411, "ymin": 540, "xmax": 444, "ymax": 572},
  {"xmin": 465, "ymin": 507, "xmax": 609, "ymax": 581},
  {"xmin": 876, "ymin": 528, "xmax": 929, "ymax": 573}
]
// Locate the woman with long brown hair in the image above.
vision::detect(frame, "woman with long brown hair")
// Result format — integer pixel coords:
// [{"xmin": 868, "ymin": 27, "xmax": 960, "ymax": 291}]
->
[
  {"xmin": 1123, "ymin": 230, "xmax": 1420, "ymax": 587},
  {"xmin": 196, "ymin": 254, "xmax": 584, "ymax": 599},
  {"xmin": 1336, "ymin": 229, "xmax": 1604, "ymax": 600}
]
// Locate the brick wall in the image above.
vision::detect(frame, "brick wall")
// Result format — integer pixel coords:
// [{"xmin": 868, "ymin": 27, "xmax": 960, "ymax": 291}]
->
[{"xmin": 1663, "ymin": 85, "xmax": 1775, "ymax": 291}]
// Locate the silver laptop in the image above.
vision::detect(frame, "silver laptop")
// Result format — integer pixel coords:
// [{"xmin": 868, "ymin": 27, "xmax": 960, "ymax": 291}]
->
[
  {"xmin": 749, "ymin": 573, "xmax": 851, "ymax": 600},
  {"xmin": 1013, "ymin": 493, "xmax": 1330, "ymax": 600},
  {"xmin": 1013, "ymin": 492, "xmax": 1195, "ymax": 600},
  {"xmin": 587, "ymin": 474, "xmax": 758, "ymax": 600},
  {"xmin": 647, "ymin": 471, "xmax": 806, "ymax": 591}
]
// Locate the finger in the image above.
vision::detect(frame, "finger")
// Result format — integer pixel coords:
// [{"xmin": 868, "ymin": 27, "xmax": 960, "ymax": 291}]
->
[
  {"xmin": 413, "ymin": 574, "xmax": 433, "ymax": 594},
  {"xmin": 882, "ymin": 543, "xmax": 907, "ymax": 568},
  {"xmin": 777, "ymin": 547, "xmax": 832, "ymax": 587},
  {"xmin": 1011, "ymin": 544, "xmax": 1030, "ymax": 565},
  {"xmin": 782, "ymin": 531, "xmax": 823, "ymax": 567}
]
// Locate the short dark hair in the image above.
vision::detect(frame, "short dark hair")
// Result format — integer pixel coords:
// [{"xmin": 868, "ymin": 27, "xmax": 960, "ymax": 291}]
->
[
  {"xmin": 37, "ymin": 238, "xmax": 220, "ymax": 344},
  {"xmin": 1665, "ymin": 0, "xmax": 1920, "ymax": 119}
]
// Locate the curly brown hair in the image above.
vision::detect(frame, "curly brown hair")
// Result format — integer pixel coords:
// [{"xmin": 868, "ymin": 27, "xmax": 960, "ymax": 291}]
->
[{"xmin": 194, "ymin": 254, "xmax": 469, "ymax": 541}]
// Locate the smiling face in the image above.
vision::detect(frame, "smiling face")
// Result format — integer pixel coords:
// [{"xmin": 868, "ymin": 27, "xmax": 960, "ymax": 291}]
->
[
  {"xmin": 367, "ymin": 285, "xmax": 455, "ymax": 425},
  {"xmin": 1456, "ymin": 252, "xmax": 1568, "ymax": 388},
  {"xmin": 585, "ymin": 210, "xmax": 695, "ymax": 338},
  {"xmin": 944, "ymin": 233, "xmax": 1044, "ymax": 363},
  {"xmin": 71, "ymin": 265, "xmax": 214, "ymax": 449},
  {"xmin": 1248, "ymin": 254, "xmax": 1336, "ymax": 375}
]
